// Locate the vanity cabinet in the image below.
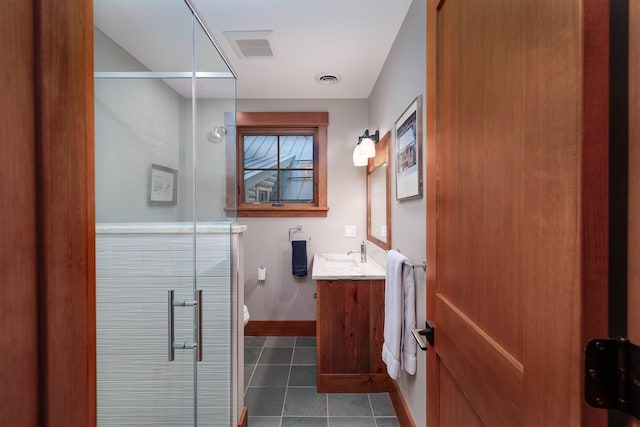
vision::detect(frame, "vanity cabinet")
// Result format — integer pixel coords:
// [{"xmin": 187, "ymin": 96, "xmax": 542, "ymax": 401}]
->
[{"xmin": 316, "ymin": 279, "xmax": 390, "ymax": 393}]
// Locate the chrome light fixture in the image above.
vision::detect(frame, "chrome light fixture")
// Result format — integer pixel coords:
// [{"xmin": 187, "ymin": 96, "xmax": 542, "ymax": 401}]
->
[
  {"xmin": 352, "ymin": 129, "xmax": 379, "ymax": 166},
  {"xmin": 206, "ymin": 126, "xmax": 227, "ymax": 143}
]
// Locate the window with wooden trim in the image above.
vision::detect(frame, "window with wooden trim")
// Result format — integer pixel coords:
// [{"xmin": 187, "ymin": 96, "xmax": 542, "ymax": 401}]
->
[{"xmin": 230, "ymin": 112, "xmax": 329, "ymax": 217}]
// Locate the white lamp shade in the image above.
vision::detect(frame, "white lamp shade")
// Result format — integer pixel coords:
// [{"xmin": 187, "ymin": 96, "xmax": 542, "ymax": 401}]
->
[
  {"xmin": 352, "ymin": 144, "xmax": 368, "ymax": 166},
  {"xmin": 359, "ymin": 137, "xmax": 376, "ymax": 158}
]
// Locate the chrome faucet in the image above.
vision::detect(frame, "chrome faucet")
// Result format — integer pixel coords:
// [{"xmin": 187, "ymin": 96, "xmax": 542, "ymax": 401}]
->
[{"xmin": 347, "ymin": 241, "xmax": 367, "ymax": 263}]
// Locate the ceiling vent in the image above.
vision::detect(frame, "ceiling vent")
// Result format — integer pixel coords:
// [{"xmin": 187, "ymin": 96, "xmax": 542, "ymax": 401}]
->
[
  {"xmin": 315, "ymin": 72, "xmax": 342, "ymax": 85},
  {"xmin": 224, "ymin": 30, "xmax": 281, "ymax": 59}
]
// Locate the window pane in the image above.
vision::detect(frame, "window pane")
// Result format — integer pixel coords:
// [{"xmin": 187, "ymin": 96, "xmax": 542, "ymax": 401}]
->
[
  {"xmin": 242, "ymin": 134, "xmax": 315, "ymax": 203},
  {"xmin": 235, "ymin": 112, "xmax": 327, "ymax": 215},
  {"xmin": 279, "ymin": 135, "xmax": 313, "ymax": 169},
  {"xmin": 243, "ymin": 135, "xmax": 277, "ymax": 169},
  {"xmin": 243, "ymin": 169, "xmax": 277, "ymax": 203},
  {"xmin": 280, "ymin": 170, "xmax": 314, "ymax": 202}
]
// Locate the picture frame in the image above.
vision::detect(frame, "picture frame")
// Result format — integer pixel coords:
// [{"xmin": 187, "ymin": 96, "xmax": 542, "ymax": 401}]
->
[
  {"xmin": 148, "ymin": 164, "xmax": 178, "ymax": 206},
  {"xmin": 395, "ymin": 95, "xmax": 423, "ymax": 200}
]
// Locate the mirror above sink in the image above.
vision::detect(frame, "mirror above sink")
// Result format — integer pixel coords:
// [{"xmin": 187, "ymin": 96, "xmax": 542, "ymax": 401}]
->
[{"xmin": 367, "ymin": 131, "xmax": 392, "ymax": 250}]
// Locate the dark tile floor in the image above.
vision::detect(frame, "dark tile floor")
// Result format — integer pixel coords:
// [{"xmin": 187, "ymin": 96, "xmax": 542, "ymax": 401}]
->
[{"xmin": 244, "ymin": 336, "xmax": 400, "ymax": 427}]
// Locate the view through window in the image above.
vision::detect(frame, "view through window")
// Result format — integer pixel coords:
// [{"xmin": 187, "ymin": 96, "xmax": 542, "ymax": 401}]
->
[{"xmin": 242, "ymin": 134, "xmax": 314, "ymax": 203}]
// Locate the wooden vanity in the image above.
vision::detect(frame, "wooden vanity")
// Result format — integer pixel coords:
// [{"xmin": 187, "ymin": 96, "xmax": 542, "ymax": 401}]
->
[
  {"xmin": 312, "ymin": 254, "xmax": 390, "ymax": 393},
  {"xmin": 316, "ymin": 279, "xmax": 390, "ymax": 392}
]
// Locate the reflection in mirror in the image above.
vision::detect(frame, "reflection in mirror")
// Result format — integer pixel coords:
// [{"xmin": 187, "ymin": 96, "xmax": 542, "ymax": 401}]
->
[
  {"xmin": 370, "ymin": 165, "xmax": 387, "ymax": 239},
  {"xmin": 367, "ymin": 131, "xmax": 392, "ymax": 250}
]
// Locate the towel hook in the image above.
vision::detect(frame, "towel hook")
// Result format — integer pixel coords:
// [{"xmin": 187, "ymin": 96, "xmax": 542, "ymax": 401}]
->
[{"xmin": 289, "ymin": 225, "xmax": 302, "ymax": 242}]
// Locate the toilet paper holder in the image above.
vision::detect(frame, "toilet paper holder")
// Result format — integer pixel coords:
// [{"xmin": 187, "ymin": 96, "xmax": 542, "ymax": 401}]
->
[{"xmin": 257, "ymin": 266, "xmax": 267, "ymax": 281}]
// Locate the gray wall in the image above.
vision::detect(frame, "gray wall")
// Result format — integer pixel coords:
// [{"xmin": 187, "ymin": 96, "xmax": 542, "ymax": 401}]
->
[
  {"xmin": 238, "ymin": 99, "xmax": 368, "ymax": 320},
  {"xmin": 367, "ymin": 0, "xmax": 427, "ymax": 424},
  {"xmin": 178, "ymin": 98, "xmax": 236, "ymax": 222},
  {"xmin": 95, "ymin": 28, "xmax": 235, "ymax": 223},
  {"xmin": 95, "ymin": 29, "xmax": 182, "ymax": 223}
]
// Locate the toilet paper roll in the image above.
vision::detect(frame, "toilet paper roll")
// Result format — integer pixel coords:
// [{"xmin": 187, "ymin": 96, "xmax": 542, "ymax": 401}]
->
[{"xmin": 258, "ymin": 267, "xmax": 267, "ymax": 281}]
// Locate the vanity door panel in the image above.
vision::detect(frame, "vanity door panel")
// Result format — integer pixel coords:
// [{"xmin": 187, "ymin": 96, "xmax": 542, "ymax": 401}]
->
[{"xmin": 316, "ymin": 279, "xmax": 389, "ymax": 393}]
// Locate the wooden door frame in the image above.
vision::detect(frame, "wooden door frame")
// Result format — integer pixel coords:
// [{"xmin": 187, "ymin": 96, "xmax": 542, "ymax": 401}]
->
[
  {"xmin": 425, "ymin": 2, "xmax": 438, "ymax": 425},
  {"xmin": 580, "ymin": 2, "xmax": 611, "ymax": 424},
  {"xmin": 37, "ymin": 0, "xmax": 96, "ymax": 424},
  {"xmin": 610, "ymin": 2, "xmax": 636, "ymax": 426},
  {"xmin": 628, "ymin": 3, "xmax": 640, "ymax": 427},
  {"xmin": 425, "ymin": 0, "xmax": 610, "ymax": 425},
  {"xmin": 1, "ymin": 0, "xmax": 96, "ymax": 425}
]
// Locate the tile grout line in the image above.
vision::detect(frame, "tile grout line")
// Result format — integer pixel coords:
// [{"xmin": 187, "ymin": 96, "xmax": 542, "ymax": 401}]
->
[
  {"xmin": 248, "ymin": 336, "xmax": 400, "ymax": 426},
  {"xmin": 368, "ymin": 393, "xmax": 379, "ymax": 427},
  {"xmin": 244, "ymin": 340, "xmax": 266, "ymax": 396},
  {"xmin": 326, "ymin": 386, "xmax": 330, "ymax": 427},
  {"xmin": 278, "ymin": 337, "xmax": 296, "ymax": 427}
]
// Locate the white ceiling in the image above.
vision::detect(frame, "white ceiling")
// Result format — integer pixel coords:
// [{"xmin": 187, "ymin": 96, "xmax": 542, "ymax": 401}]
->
[{"xmin": 94, "ymin": 0, "xmax": 413, "ymax": 99}]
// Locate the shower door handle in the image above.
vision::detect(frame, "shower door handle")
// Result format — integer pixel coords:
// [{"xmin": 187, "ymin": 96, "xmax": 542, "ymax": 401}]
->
[
  {"xmin": 168, "ymin": 290, "xmax": 175, "ymax": 361},
  {"xmin": 197, "ymin": 289, "xmax": 203, "ymax": 362},
  {"xmin": 168, "ymin": 289, "xmax": 200, "ymax": 362}
]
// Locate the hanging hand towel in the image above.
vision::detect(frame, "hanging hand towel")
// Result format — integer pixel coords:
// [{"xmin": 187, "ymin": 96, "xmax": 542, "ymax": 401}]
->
[
  {"xmin": 291, "ymin": 240, "xmax": 308, "ymax": 277},
  {"xmin": 382, "ymin": 249, "xmax": 417, "ymax": 378},
  {"xmin": 401, "ymin": 259, "xmax": 417, "ymax": 375}
]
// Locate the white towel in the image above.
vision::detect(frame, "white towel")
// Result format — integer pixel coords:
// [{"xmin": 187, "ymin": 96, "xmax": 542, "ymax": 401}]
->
[
  {"xmin": 401, "ymin": 260, "xmax": 417, "ymax": 375},
  {"xmin": 382, "ymin": 250, "xmax": 417, "ymax": 379}
]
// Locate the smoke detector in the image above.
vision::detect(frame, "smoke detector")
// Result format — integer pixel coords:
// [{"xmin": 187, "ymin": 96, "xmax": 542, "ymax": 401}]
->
[
  {"xmin": 223, "ymin": 30, "xmax": 281, "ymax": 59},
  {"xmin": 315, "ymin": 72, "xmax": 342, "ymax": 85}
]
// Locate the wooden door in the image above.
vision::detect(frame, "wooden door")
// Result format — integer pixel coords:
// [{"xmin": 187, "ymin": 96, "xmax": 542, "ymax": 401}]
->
[
  {"xmin": 425, "ymin": 0, "xmax": 609, "ymax": 425},
  {"xmin": 1, "ymin": 0, "xmax": 95, "ymax": 426},
  {"xmin": 628, "ymin": 3, "xmax": 640, "ymax": 427},
  {"xmin": 1, "ymin": 2, "xmax": 39, "ymax": 424}
]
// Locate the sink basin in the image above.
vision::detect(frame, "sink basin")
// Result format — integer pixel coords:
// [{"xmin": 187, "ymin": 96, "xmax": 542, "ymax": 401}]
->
[
  {"xmin": 312, "ymin": 253, "xmax": 385, "ymax": 280},
  {"xmin": 324, "ymin": 258, "xmax": 359, "ymax": 268}
]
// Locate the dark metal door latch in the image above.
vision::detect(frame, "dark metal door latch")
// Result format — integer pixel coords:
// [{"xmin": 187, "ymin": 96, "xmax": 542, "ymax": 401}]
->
[{"xmin": 411, "ymin": 321, "xmax": 435, "ymax": 351}]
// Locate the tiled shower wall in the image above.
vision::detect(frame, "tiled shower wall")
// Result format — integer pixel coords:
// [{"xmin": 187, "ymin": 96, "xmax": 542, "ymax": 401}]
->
[{"xmin": 96, "ymin": 224, "xmax": 241, "ymax": 426}]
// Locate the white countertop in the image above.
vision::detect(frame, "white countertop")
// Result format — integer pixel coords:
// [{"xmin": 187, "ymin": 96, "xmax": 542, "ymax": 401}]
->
[{"xmin": 311, "ymin": 253, "xmax": 386, "ymax": 280}]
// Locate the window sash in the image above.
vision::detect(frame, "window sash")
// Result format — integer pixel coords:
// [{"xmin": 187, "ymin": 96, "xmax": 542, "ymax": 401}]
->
[
  {"xmin": 230, "ymin": 112, "xmax": 329, "ymax": 217},
  {"xmin": 242, "ymin": 134, "xmax": 314, "ymax": 203}
]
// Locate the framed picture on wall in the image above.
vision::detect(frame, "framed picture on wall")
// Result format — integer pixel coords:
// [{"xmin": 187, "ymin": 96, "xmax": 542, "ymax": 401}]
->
[
  {"xmin": 395, "ymin": 95, "xmax": 423, "ymax": 200},
  {"xmin": 148, "ymin": 163, "xmax": 178, "ymax": 206}
]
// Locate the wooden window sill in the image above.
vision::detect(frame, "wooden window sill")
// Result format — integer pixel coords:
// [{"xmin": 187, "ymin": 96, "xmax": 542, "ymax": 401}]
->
[{"xmin": 226, "ymin": 206, "xmax": 329, "ymax": 218}]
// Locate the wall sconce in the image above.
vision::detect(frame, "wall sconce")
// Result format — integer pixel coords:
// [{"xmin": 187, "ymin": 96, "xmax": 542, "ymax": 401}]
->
[
  {"xmin": 352, "ymin": 129, "xmax": 379, "ymax": 166},
  {"xmin": 353, "ymin": 146, "xmax": 369, "ymax": 166},
  {"xmin": 206, "ymin": 126, "xmax": 227, "ymax": 143}
]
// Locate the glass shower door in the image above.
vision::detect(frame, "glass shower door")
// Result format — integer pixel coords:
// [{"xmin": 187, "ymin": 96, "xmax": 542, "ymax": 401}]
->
[
  {"xmin": 191, "ymin": 17, "xmax": 239, "ymax": 425},
  {"xmin": 94, "ymin": 1, "xmax": 237, "ymax": 425}
]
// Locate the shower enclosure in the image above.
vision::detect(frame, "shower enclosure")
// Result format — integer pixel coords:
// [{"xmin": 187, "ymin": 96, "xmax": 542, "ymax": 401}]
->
[{"xmin": 93, "ymin": 0, "xmax": 239, "ymax": 425}]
